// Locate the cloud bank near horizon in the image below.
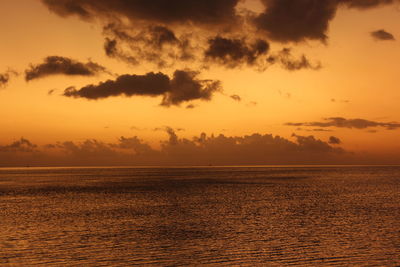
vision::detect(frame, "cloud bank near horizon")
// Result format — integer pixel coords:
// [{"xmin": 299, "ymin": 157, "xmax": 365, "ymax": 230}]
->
[{"xmin": 0, "ymin": 129, "xmax": 352, "ymax": 166}]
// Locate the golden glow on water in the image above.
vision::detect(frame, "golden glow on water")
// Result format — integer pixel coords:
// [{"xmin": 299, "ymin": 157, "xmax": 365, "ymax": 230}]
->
[{"xmin": 0, "ymin": 167, "xmax": 399, "ymax": 265}]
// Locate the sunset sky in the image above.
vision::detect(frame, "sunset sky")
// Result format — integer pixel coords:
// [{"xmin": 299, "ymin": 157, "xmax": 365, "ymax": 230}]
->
[{"xmin": 1, "ymin": 0, "xmax": 400, "ymax": 166}]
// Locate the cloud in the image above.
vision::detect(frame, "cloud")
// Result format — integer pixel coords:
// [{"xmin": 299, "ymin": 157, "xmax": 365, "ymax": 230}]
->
[
  {"xmin": 331, "ymin": 98, "xmax": 350, "ymax": 103},
  {"xmin": 291, "ymin": 133, "xmax": 342, "ymax": 153},
  {"xmin": 64, "ymin": 70, "xmax": 221, "ymax": 107},
  {"xmin": 255, "ymin": 0, "xmax": 397, "ymax": 43},
  {"xmin": 328, "ymin": 136, "xmax": 341, "ymax": 144},
  {"xmin": 0, "ymin": 138, "xmax": 38, "ymax": 153},
  {"xmin": 230, "ymin": 94, "xmax": 242, "ymax": 102},
  {"xmin": 41, "ymin": 0, "xmax": 241, "ymax": 26},
  {"xmin": 371, "ymin": 29, "xmax": 396, "ymax": 41},
  {"xmin": 0, "ymin": 70, "xmax": 18, "ymax": 88},
  {"xmin": 25, "ymin": 56, "xmax": 108, "ymax": 81},
  {"xmin": 286, "ymin": 117, "xmax": 400, "ymax": 130},
  {"xmin": 268, "ymin": 48, "xmax": 321, "ymax": 71},
  {"xmin": 255, "ymin": 0, "xmax": 338, "ymax": 43},
  {"xmin": 296, "ymin": 128, "xmax": 333, "ymax": 132},
  {"xmin": 247, "ymin": 101, "xmax": 258, "ymax": 107},
  {"xmin": 3, "ymin": 131, "xmax": 343, "ymax": 166},
  {"xmin": 0, "ymin": 72, "xmax": 10, "ymax": 87},
  {"xmin": 40, "ymin": 0, "xmax": 350, "ymax": 73},
  {"xmin": 48, "ymin": 89, "xmax": 56, "ymax": 95},
  {"xmin": 104, "ymin": 38, "xmax": 139, "ymax": 65},
  {"xmin": 205, "ymin": 36, "xmax": 270, "ymax": 68},
  {"xmin": 103, "ymin": 24, "xmax": 192, "ymax": 67}
]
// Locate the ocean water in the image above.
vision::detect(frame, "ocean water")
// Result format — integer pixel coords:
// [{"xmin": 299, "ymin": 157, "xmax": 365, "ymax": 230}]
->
[{"xmin": 0, "ymin": 166, "xmax": 399, "ymax": 266}]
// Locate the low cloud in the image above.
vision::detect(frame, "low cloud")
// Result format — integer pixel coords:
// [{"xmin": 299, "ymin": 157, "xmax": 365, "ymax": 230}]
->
[
  {"xmin": 64, "ymin": 70, "xmax": 221, "ymax": 107},
  {"xmin": 0, "ymin": 138, "xmax": 38, "ymax": 153},
  {"xmin": 286, "ymin": 117, "xmax": 400, "ymax": 130},
  {"xmin": 328, "ymin": 136, "xmax": 342, "ymax": 145},
  {"xmin": 25, "ymin": 56, "xmax": 108, "ymax": 81},
  {"xmin": 0, "ymin": 130, "xmax": 348, "ymax": 166},
  {"xmin": 371, "ymin": 29, "xmax": 396, "ymax": 41}
]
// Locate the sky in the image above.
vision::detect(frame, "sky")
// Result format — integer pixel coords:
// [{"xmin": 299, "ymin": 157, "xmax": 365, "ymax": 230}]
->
[{"xmin": 1, "ymin": 0, "xmax": 400, "ymax": 166}]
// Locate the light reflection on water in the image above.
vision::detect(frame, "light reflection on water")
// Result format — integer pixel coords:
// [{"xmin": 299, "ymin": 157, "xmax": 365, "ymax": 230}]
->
[{"xmin": 0, "ymin": 166, "xmax": 399, "ymax": 266}]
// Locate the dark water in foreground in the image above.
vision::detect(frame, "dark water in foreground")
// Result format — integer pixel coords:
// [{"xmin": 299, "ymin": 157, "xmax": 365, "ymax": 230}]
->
[{"xmin": 0, "ymin": 166, "xmax": 399, "ymax": 266}]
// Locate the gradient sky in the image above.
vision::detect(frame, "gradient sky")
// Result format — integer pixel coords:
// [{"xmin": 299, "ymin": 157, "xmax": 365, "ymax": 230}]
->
[{"xmin": 1, "ymin": 0, "xmax": 400, "ymax": 166}]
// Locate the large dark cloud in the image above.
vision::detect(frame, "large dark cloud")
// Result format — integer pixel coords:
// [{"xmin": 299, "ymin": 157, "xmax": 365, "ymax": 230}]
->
[
  {"xmin": 255, "ymin": 0, "xmax": 338, "ymax": 43},
  {"xmin": 205, "ymin": 36, "xmax": 270, "ymax": 68},
  {"xmin": 255, "ymin": 0, "xmax": 398, "ymax": 43},
  {"xmin": 64, "ymin": 70, "xmax": 221, "ymax": 106},
  {"xmin": 286, "ymin": 117, "xmax": 400, "ymax": 130},
  {"xmin": 25, "ymin": 56, "xmax": 108, "ymax": 81},
  {"xmin": 41, "ymin": 0, "xmax": 241, "ymax": 26},
  {"xmin": 39, "ymin": 0, "xmax": 399, "ymax": 84},
  {"xmin": 41, "ymin": 0, "xmax": 351, "ymax": 71},
  {"xmin": 371, "ymin": 29, "xmax": 396, "ymax": 41}
]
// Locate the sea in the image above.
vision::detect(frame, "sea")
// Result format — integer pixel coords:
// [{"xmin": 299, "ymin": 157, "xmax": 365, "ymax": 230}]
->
[{"xmin": 0, "ymin": 166, "xmax": 399, "ymax": 266}]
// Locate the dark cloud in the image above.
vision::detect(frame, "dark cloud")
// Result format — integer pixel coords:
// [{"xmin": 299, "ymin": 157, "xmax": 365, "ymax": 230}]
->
[
  {"xmin": 0, "ymin": 138, "xmax": 37, "ymax": 153},
  {"xmin": 340, "ymin": 0, "xmax": 396, "ymax": 9},
  {"xmin": 103, "ymin": 24, "xmax": 194, "ymax": 68},
  {"xmin": 296, "ymin": 127, "xmax": 333, "ymax": 132},
  {"xmin": 104, "ymin": 38, "xmax": 139, "ymax": 66},
  {"xmin": 40, "ymin": 0, "xmax": 342, "ymax": 73},
  {"xmin": 331, "ymin": 98, "xmax": 350, "ymax": 103},
  {"xmin": 312, "ymin": 128, "xmax": 333, "ymax": 132},
  {"xmin": 292, "ymin": 134, "xmax": 342, "ymax": 153},
  {"xmin": 8, "ymin": 129, "xmax": 400, "ymax": 166},
  {"xmin": 25, "ymin": 56, "xmax": 108, "ymax": 81},
  {"xmin": 247, "ymin": 101, "xmax": 258, "ymax": 107},
  {"xmin": 371, "ymin": 29, "xmax": 396, "ymax": 41},
  {"xmin": 0, "ymin": 72, "xmax": 10, "ymax": 87},
  {"xmin": 230, "ymin": 94, "xmax": 242, "ymax": 102},
  {"xmin": 5, "ymin": 132, "xmax": 400, "ymax": 167},
  {"xmin": 64, "ymin": 70, "xmax": 221, "ymax": 107},
  {"xmin": 41, "ymin": 0, "xmax": 241, "ymax": 26},
  {"xmin": 286, "ymin": 117, "xmax": 400, "ymax": 130},
  {"xmin": 255, "ymin": 0, "xmax": 397, "ymax": 43},
  {"xmin": 205, "ymin": 36, "xmax": 270, "ymax": 68},
  {"xmin": 268, "ymin": 48, "xmax": 321, "ymax": 71},
  {"xmin": 48, "ymin": 89, "xmax": 56, "ymax": 95},
  {"xmin": 255, "ymin": 0, "xmax": 338, "ymax": 43},
  {"xmin": 50, "ymin": 130, "xmax": 344, "ymax": 166},
  {"xmin": 0, "ymin": 70, "xmax": 18, "ymax": 88},
  {"xmin": 328, "ymin": 136, "xmax": 341, "ymax": 144},
  {"xmin": 161, "ymin": 70, "xmax": 221, "ymax": 106}
]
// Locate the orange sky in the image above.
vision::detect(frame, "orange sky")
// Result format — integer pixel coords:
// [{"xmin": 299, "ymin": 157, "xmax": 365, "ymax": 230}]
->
[{"xmin": 1, "ymin": 0, "xmax": 400, "ymax": 166}]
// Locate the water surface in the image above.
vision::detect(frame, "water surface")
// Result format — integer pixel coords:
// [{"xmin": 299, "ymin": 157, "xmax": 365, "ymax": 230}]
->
[{"xmin": 0, "ymin": 166, "xmax": 399, "ymax": 266}]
